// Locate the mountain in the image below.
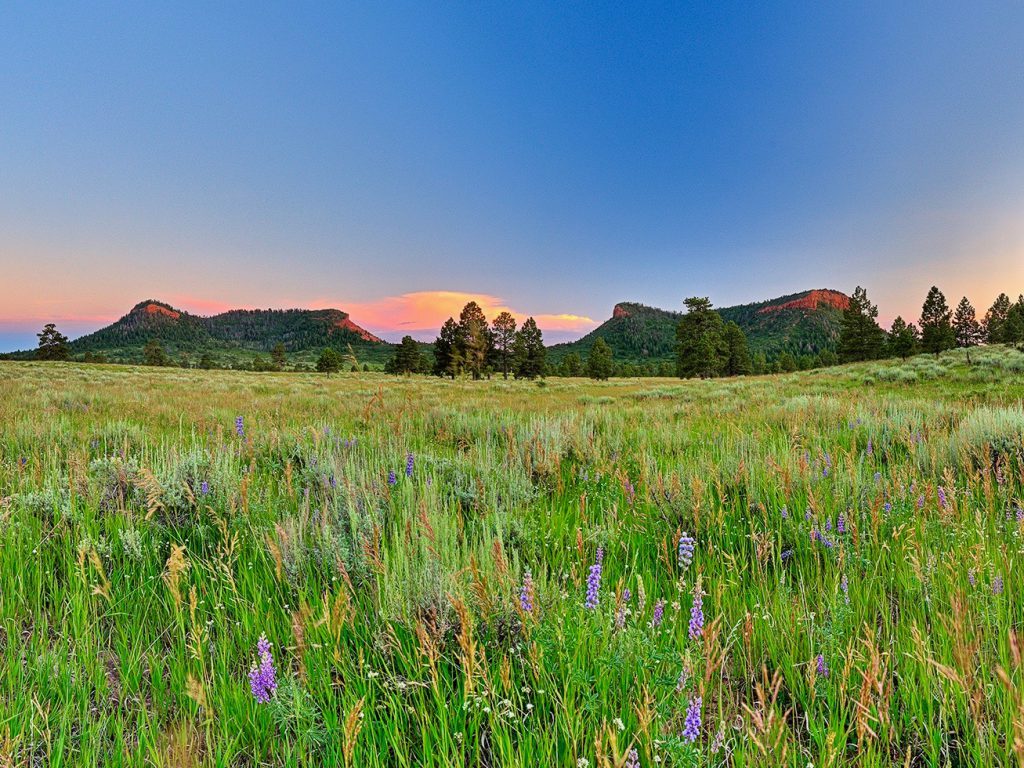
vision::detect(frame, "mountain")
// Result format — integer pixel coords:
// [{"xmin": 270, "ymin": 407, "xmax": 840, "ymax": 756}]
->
[
  {"xmin": 51, "ymin": 300, "xmax": 392, "ymax": 366},
  {"xmin": 548, "ymin": 289, "xmax": 850, "ymax": 365}
]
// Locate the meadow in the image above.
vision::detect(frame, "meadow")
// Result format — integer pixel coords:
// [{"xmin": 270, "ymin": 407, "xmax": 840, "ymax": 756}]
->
[{"xmin": 1, "ymin": 348, "xmax": 1023, "ymax": 766}]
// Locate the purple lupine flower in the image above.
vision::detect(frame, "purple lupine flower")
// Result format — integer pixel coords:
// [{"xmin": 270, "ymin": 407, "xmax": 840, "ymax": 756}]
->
[
  {"xmin": 248, "ymin": 634, "xmax": 277, "ymax": 703},
  {"xmin": 650, "ymin": 599, "xmax": 665, "ymax": 628},
  {"xmin": 1015, "ymin": 506, "xmax": 1023, "ymax": 524},
  {"xmin": 837, "ymin": 513, "xmax": 846, "ymax": 535},
  {"xmin": 235, "ymin": 416, "xmax": 245, "ymax": 437},
  {"xmin": 840, "ymin": 573, "xmax": 849, "ymax": 604},
  {"xmin": 825, "ymin": 518, "xmax": 833, "ymax": 533},
  {"xmin": 993, "ymin": 575, "xmax": 1004, "ymax": 595},
  {"xmin": 866, "ymin": 438, "xmax": 873, "ymax": 456},
  {"xmin": 781, "ymin": 549, "xmax": 793, "ymax": 561},
  {"xmin": 816, "ymin": 654, "xmax": 829, "ymax": 677},
  {"xmin": 19, "ymin": 457, "xmax": 27, "ymax": 467},
  {"xmin": 387, "ymin": 470, "xmax": 397, "ymax": 486},
  {"xmin": 200, "ymin": 480, "xmax": 209, "ymax": 496},
  {"xmin": 883, "ymin": 502, "xmax": 892, "ymax": 514},
  {"xmin": 405, "ymin": 452, "xmax": 414, "ymax": 478},
  {"xmin": 625, "ymin": 748, "xmax": 640, "ymax": 768},
  {"xmin": 937, "ymin": 486, "xmax": 948, "ymax": 510},
  {"xmin": 917, "ymin": 495, "xmax": 925, "ymax": 509},
  {"xmin": 682, "ymin": 697, "xmax": 702, "ymax": 742},
  {"xmin": 520, "ymin": 570, "xmax": 535, "ymax": 613},
  {"xmin": 585, "ymin": 549, "xmax": 603, "ymax": 609},
  {"xmin": 677, "ymin": 533, "xmax": 695, "ymax": 569},
  {"xmin": 968, "ymin": 568, "xmax": 977, "ymax": 587},
  {"xmin": 805, "ymin": 508, "xmax": 812, "ymax": 521},
  {"xmin": 688, "ymin": 585, "xmax": 704, "ymax": 641},
  {"xmin": 874, "ymin": 471, "xmax": 881, "ymax": 483},
  {"xmin": 781, "ymin": 505, "xmax": 788, "ymax": 519}
]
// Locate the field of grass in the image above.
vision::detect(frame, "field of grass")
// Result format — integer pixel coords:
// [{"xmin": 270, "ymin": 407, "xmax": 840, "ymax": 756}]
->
[{"xmin": 1, "ymin": 347, "xmax": 1023, "ymax": 766}]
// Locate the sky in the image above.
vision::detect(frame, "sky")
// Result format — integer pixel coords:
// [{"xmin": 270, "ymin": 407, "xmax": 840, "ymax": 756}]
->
[{"xmin": 2, "ymin": 2, "xmax": 1024, "ymax": 351}]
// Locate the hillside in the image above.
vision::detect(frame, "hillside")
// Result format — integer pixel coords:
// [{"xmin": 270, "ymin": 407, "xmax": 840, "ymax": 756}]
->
[
  {"xmin": 548, "ymin": 288, "xmax": 849, "ymax": 364},
  {"xmin": 41, "ymin": 300, "xmax": 394, "ymax": 366}
]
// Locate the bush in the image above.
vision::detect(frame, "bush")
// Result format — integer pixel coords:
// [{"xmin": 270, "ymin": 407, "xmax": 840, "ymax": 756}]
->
[{"xmin": 955, "ymin": 406, "xmax": 1024, "ymax": 459}]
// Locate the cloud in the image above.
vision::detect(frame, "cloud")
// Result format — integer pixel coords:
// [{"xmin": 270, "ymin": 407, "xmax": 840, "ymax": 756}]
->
[{"xmin": 332, "ymin": 291, "xmax": 597, "ymax": 341}]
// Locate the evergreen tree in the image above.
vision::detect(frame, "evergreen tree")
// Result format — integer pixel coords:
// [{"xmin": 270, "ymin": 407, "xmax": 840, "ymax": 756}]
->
[
  {"xmin": 675, "ymin": 297, "xmax": 726, "ymax": 378},
  {"xmin": 316, "ymin": 347, "xmax": 343, "ymax": 374},
  {"xmin": 886, "ymin": 316, "xmax": 920, "ymax": 360},
  {"xmin": 512, "ymin": 317, "xmax": 546, "ymax": 379},
  {"xmin": 722, "ymin": 321, "xmax": 752, "ymax": 376},
  {"xmin": 271, "ymin": 343, "xmax": 287, "ymax": 370},
  {"xmin": 198, "ymin": 353, "xmax": 215, "ymax": 369},
  {"xmin": 143, "ymin": 339, "xmax": 170, "ymax": 366},
  {"xmin": 387, "ymin": 335, "xmax": 425, "ymax": 374},
  {"xmin": 837, "ymin": 286, "xmax": 884, "ymax": 362},
  {"xmin": 952, "ymin": 297, "xmax": 983, "ymax": 363},
  {"xmin": 491, "ymin": 312, "xmax": 517, "ymax": 379},
  {"xmin": 920, "ymin": 286, "xmax": 954, "ymax": 356},
  {"xmin": 1004, "ymin": 296, "xmax": 1024, "ymax": 346},
  {"xmin": 36, "ymin": 323, "xmax": 70, "ymax": 361},
  {"xmin": 457, "ymin": 302, "xmax": 490, "ymax": 379},
  {"xmin": 586, "ymin": 337, "xmax": 614, "ymax": 380},
  {"xmin": 560, "ymin": 352, "xmax": 583, "ymax": 377},
  {"xmin": 777, "ymin": 352, "xmax": 798, "ymax": 372},
  {"xmin": 432, "ymin": 318, "xmax": 461, "ymax": 378},
  {"xmin": 983, "ymin": 293, "xmax": 1012, "ymax": 343}
]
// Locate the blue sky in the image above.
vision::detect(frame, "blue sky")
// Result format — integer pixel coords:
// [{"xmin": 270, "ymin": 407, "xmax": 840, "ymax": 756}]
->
[{"xmin": 2, "ymin": 2, "xmax": 1023, "ymax": 350}]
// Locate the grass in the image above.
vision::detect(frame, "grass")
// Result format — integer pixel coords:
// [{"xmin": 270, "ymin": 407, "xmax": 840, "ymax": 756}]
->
[{"xmin": 0, "ymin": 347, "xmax": 1022, "ymax": 766}]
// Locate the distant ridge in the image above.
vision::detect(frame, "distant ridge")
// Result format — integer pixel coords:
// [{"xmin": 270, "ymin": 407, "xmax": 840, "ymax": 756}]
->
[{"xmin": 548, "ymin": 288, "xmax": 850, "ymax": 364}]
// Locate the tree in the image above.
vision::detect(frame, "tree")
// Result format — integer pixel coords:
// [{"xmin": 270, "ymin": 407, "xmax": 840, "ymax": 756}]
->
[
  {"xmin": 198, "ymin": 353, "xmax": 215, "ymax": 369},
  {"xmin": 837, "ymin": 286, "xmax": 884, "ymax": 362},
  {"xmin": 952, "ymin": 297, "xmax": 983, "ymax": 363},
  {"xmin": 722, "ymin": 321, "xmax": 752, "ymax": 376},
  {"xmin": 432, "ymin": 318, "xmax": 461, "ymax": 378},
  {"xmin": 586, "ymin": 337, "xmax": 614, "ymax": 380},
  {"xmin": 777, "ymin": 352, "xmax": 798, "ymax": 372},
  {"xmin": 458, "ymin": 302, "xmax": 491, "ymax": 379},
  {"xmin": 920, "ymin": 286, "xmax": 954, "ymax": 356},
  {"xmin": 560, "ymin": 352, "xmax": 583, "ymax": 377},
  {"xmin": 316, "ymin": 347, "xmax": 343, "ymax": 374},
  {"xmin": 676, "ymin": 297, "xmax": 726, "ymax": 378},
  {"xmin": 271, "ymin": 343, "xmax": 287, "ymax": 371},
  {"xmin": 491, "ymin": 312, "xmax": 517, "ymax": 379},
  {"xmin": 512, "ymin": 317, "xmax": 546, "ymax": 379},
  {"xmin": 984, "ymin": 293, "xmax": 1012, "ymax": 343},
  {"xmin": 387, "ymin": 335, "xmax": 425, "ymax": 374},
  {"xmin": 36, "ymin": 323, "xmax": 70, "ymax": 361},
  {"xmin": 886, "ymin": 316, "xmax": 920, "ymax": 360},
  {"xmin": 143, "ymin": 339, "xmax": 170, "ymax": 366},
  {"xmin": 1005, "ymin": 296, "xmax": 1024, "ymax": 346}
]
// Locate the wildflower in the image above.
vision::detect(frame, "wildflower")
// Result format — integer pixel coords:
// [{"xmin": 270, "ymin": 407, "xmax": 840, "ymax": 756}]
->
[
  {"xmin": 585, "ymin": 548, "xmax": 602, "ymax": 609},
  {"xmin": 235, "ymin": 416, "xmax": 245, "ymax": 437},
  {"xmin": 625, "ymin": 748, "xmax": 640, "ymax": 768},
  {"xmin": 650, "ymin": 599, "xmax": 665, "ymax": 628},
  {"xmin": 1015, "ymin": 506, "xmax": 1023, "ymax": 524},
  {"xmin": 937, "ymin": 487, "xmax": 948, "ymax": 510},
  {"xmin": 520, "ymin": 570, "xmax": 535, "ymax": 613},
  {"xmin": 874, "ymin": 471, "xmax": 881, "ymax": 482},
  {"xmin": 781, "ymin": 549, "xmax": 793, "ymax": 561},
  {"xmin": 677, "ymin": 533, "xmax": 695, "ymax": 569},
  {"xmin": 405, "ymin": 452, "xmax": 415, "ymax": 477},
  {"xmin": 781, "ymin": 505, "xmax": 788, "ymax": 519},
  {"xmin": 824, "ymin": 518, "xmax": 832, "ymax": 533},
  {"xmin": 883, "ymin": 502, "xmax": 892, "ymax": 514},
  {"xmin": 200, "ymin": 480, "xmax": 209, "ymax": 495},
  {"xmin": 968, "ymin": 568, "xmax": 976, "ymax": 586},
  {"xmin": 387, "ymin": 470, "xmax": 397, "ymax": 486},
  {"xmin": 993, "ymin": 575, "xmax": 1004, "ymax": 595},
  {"xmin": 816, "ymin": 654, "xmax": 829, "ymax": 677},
  {"xmin": 688, "ymin": 582, "xmax": 703, "ymax": 641},
  {"xmin": 840, "ymin": 573, "xmax": 849, "ymax": 604},
  {"xmin": 837, "ymin": 513, "xmax": 846, "ymax": 535},
  {"xmin": 866, "ymin": 438, "xmax": 873, "ymax": 456},
  {"xmin": 248, "ymin": 634, "xmax": 277, "ymax": 703},
  {"xmin": 682, "ymin": 697, "xmax": 702, "ymax": 742}
]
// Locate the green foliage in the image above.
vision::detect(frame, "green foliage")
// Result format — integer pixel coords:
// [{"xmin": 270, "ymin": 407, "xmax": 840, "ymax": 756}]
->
[
  {"xmin": 432, "ymin": 318, "xmax": 461, "ymax": 378},
  {"xmin": 143, "ymin": 338, "xmax": 171, "ymax": 366},
  {"xmin": 386, "ymin": 335, "xmax": 427, "ymax": 374},
  {"xmin": 491, "ymin": 311, "xmax": 517, "ymax": 379},
  {"xmin": 676, "ymin": 297, "xmax": 727, "ymax": 378},
  {"xmin": 559, "ymin": 351, "xmax": 583, "ymax": 377},
  {"xmin": 36, "ymin": 323, "xmax": 70, "ymax": 361},
  {"xmin": 585, "ymin": 337, "xmax": 614, "ymax": 380},
  {"xmin": 886, "ymin": 316, "xmax": 920, "ymax": 360},
  {"xmin": 838, "ymin": 286, "xmax": 884, "ymax": 362},
  {"xmin": 920, "ymin": 286, "xmax": 955, "ymax": 355},
  {"xmin": 458, "ymin": 301, "xmax": 491, "ymax": 380},
  {"xmin": 316, "ymin": 347, "xmax": 343, "ymax": 373},
  {"xmin": 722, "ymin": 320, "xmax": 752, "ymax": 375},
  {"xmin": 513, "ymin": 317, "xmax": 546, "ymax": 379}
]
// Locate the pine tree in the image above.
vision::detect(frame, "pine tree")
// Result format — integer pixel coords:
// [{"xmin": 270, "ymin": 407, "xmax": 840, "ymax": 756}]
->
[
  {"xmin": 491, "ymin": 312, "xmax": 517, "ymax": 379},
  {"xmin": 143, "ymin": 339, "xmax": 170, "ymax": 366},
  {"xmin": 271, "ymin": 343, "xmax": 287, "ymax": 370},
  {"xmin": 886, "ymin": 316, "xmax": 920, "ymax": 360},
  {"xmin": 512, "ymin": 317, "xmax": 546, "ymax": 379},
  {"xmin": 920, "ymin": 286, "xmax": 954, "ymax": 356},
  {"xmin": 837, "ymin": 287, "xmax": 884, "ymax": 362},
  {"xmin": 560, "ymin": 352, "xmax": 583, "ymax": 377},
  {"xmin": 676, "ymin": 297, "xmax": 726, "ymax": 378},
  {"xmin": 983, "ymin": 293, "xmax": 1012, "ymax": 343},
  {"xmin": 1004, "ymin": 296, "xmax": 1024, "ymax": 346},
  {"xmin": 316, "ymin": 347, "xmax": 343, "ymax": 374},
  {"xmin": 36, "ymin": 323, "xmax": 70, "ymax": 361},
  {"xmin": 432, "ymin": 318, "xmax": 461, "ymax": 378},
  {"xmin": 586, "ymin": 337, "xmax": 614, "ymax": 380},
  {"xmin": 387, "ymin": 335, "xmax": 425, "ymax": 374},
  {"xmin": 722, "ymin": 321, "xmax": 752, "ymax": 376},
  {"xmin": 457, "ymin": 302, "xmax": 490, "ymax": 379},
  {"xmin": 952, "ymin": 297, "xmax": 983, "ymax": 363}
]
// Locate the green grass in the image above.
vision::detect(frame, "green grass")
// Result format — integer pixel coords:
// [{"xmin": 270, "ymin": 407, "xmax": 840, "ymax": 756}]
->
[{"xmin": 1, "ymin": 347, "xmax": 1022, "ymax": 766}]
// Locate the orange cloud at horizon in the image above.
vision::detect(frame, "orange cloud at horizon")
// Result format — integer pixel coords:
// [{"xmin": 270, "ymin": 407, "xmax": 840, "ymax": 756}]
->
[{"xmin": 314, "ymin": 291, "xmax": 597, "ymax": 340}]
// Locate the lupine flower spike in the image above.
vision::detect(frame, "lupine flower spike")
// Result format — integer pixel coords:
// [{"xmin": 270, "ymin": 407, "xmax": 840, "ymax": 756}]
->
[
  {"xmin": 585, "ymin": 547, "xmax": 603, "ymax": 609},
  {"xmin": 248, "ymin": 634, "xmax": 277, "ymax": 703}
]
